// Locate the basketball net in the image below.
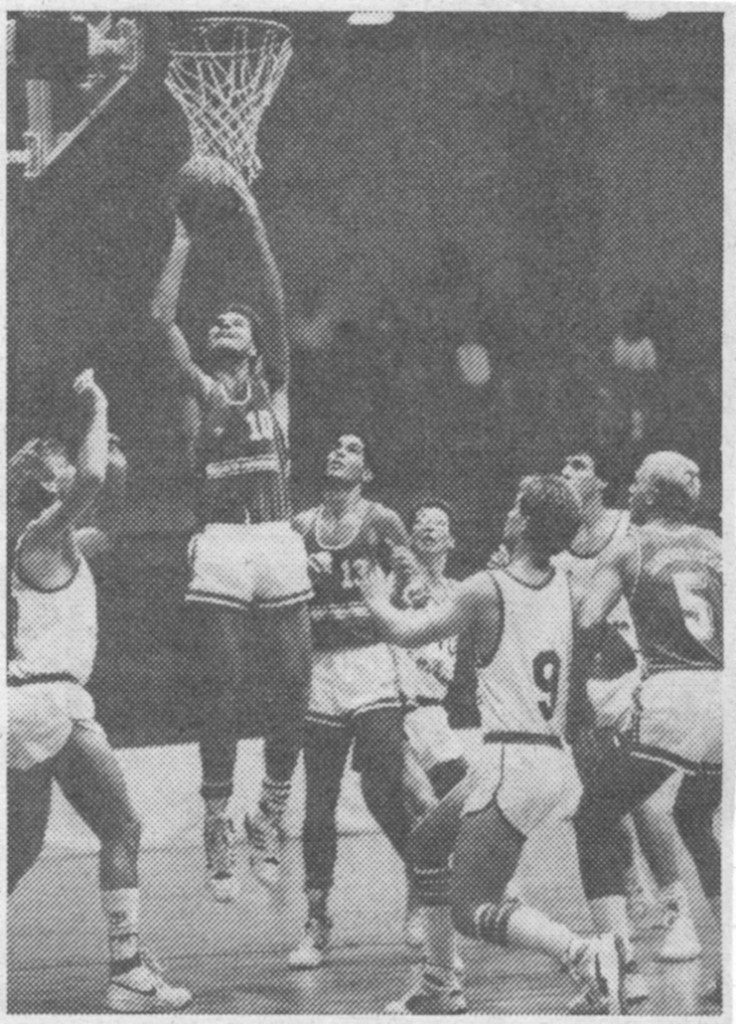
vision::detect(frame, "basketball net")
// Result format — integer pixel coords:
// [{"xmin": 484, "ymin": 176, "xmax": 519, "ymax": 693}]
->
[{"xmin": 165, "ymin": 18, "xmax": 293, "ymax": 182}]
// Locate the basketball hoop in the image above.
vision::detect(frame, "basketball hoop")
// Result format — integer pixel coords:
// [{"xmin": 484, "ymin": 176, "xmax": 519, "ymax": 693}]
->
[{"xmin": 165, "ymin": 17, "xmax": 293, "ymax": 183}]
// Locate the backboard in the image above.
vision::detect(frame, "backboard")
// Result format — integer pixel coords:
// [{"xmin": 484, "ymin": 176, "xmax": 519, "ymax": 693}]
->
[{"xmin": 7, "ymin": 13, "xmax": 142, "ymax": 179}]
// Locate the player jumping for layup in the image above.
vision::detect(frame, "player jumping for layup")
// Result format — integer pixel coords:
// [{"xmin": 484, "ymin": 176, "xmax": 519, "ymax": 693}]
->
[
  {"xmin": 361, "ymin": 475, "xmax": 625, "ymax": 1015},
  {"xmin": 8, "ymin": 372, "xmax": 191, "ymax": 1012},
  {"xmin": 288, "ymin": 434, "xmax": 414, "ymax": 968},
  {"xmin": 151, "ymin": 175, "xmax": 312, "ymax": 901}
]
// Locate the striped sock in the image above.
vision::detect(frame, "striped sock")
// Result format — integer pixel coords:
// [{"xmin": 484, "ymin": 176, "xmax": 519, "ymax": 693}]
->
[
  {"xmin": 101, "ymin": 888, "xmax": 141, "ymax": 975},
  {"xmin": 260, "ymin": 776, "xmax": 291, "ymax": 822}
]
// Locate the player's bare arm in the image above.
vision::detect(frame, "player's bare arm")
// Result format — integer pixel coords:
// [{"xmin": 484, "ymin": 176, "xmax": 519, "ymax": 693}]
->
[
  {"xmin": 573, "ymin": 530, "xmax": 640, "ymax": 633},
  {"xmin": 19, "ymin": 371, "xmax": 109, "ymax": 589},
  {"xmin": 360, "ymin": 567, "xmax": 492, "ymax": 648},
  {"xmin": 233, "ymin": 179, "xmax": 289, "ymax": 392},
  {"xmin": 150, "ymin": 215, "xmax": 213, "ymax": 404},
  {"xmin": 75, "ymin": 435, "xmax": 129, "ymax": 562}
]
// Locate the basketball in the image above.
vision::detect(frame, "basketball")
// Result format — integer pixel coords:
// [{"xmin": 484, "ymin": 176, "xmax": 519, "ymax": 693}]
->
[{"xmin": 170, "ymin": 154, "xmax": 243, "ymax": 231}]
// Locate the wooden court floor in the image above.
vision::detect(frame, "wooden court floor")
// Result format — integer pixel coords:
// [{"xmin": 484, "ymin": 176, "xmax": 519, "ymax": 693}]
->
[{"xmin": 8, "ymin": 828, "xmax": 722, "ymax": 1017}]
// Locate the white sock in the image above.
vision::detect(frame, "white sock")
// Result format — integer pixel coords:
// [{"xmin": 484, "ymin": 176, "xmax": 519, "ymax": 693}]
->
[
  {"xmin": 660, "ymin": 880, "xmax": 691, "ymax": 916},
  {"xmin": 506, "ymin": 904, "xmax": 578, "ymax": 963},
  {"xmin": 589, "ymin": 896, "xmax": 633, "ymax": 961},
  {"xmin": 101, "ymin": 888, "xmax": 141, "ymax": 969},
  {"xmin": 260, "ymin": 777, "xmax": 291, "ymax": 821},
  {"xmin": 424, "ymin": 905, "xmax": 456, "ymax": 974}
]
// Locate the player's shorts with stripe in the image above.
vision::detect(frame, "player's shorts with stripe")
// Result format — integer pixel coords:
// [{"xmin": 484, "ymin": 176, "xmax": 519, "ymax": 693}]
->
[
  {"xmin": 186, "ymin": 522, "xmax": 312, "ymax": 611},
  {"xmin": 307, "ymin": 644, "xmax": 402, "ymax": 727},
  {"xmin": 628, "ymin": 669, "xmax": 721, "ymax": 773},
  {"xmin": 404, "ymin": 702, "xmax": 465, "ymax": 773},
  {"xmin": 461, "ymin": 733, "xmax": 582, "ymax": 838},
  {"xmin": 7, "ymin": 680, "xmax": 104, "ymax": 771}
]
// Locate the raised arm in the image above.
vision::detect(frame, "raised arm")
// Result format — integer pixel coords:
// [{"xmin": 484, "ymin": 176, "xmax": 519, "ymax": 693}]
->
[
  {"xmin": 233, "ymin": 181, "xmax": 289, "ymax": 392},
  {"xmin": 360, "ymin": 567, "xmax": 487, "ymax": 648},
  {"xmin": 151, "ymin": 216, "xmax": 212, "ymax": 404},
  {"xmin": 18, "ymin": 372, "xmax": 109, "ymax": 586}
]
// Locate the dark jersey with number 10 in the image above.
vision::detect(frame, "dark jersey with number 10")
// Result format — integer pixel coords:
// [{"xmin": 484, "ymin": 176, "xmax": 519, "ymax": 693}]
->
[
  {"xmin": 629, "ymin": 522, "xmax": 722, "ymax": 675},
  {"xmin": 196, "ymin": 360, "xmax": 290, "ymax": 526}
]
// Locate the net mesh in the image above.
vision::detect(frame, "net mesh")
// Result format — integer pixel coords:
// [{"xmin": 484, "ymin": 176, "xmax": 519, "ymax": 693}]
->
[{"xmin": 165, "ymin": 18, "xmax": 292, "ymax": 182}]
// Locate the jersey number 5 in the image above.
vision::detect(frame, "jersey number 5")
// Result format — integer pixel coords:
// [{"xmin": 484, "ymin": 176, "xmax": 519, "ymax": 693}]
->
[
  {"xmin": 672, "ymin": 571, "xmax": 715, "ymax": 643},
  {"xmin": 246, "ymin": 409, "xmax": 274, "ymax": 441},
  {"xmin": 533, "ymin": 650, "xmax": 561, "ymax": 722}
]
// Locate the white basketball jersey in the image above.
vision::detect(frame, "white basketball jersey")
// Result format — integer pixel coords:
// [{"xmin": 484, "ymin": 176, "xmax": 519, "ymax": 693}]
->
[
  {"xmin": 477, "ymin": 568, "xmax": 573, "ymax": 738},
  {"xmin": 399, "ymin": 577, "xmax": 459, "ymax": 702},
  {"xmin": 554, "ymin": 510, "xmax": 639, "ymax": 657},
  {"xmin": 9, "ymin": 552, "xmax": 97, "ymax": 687}
]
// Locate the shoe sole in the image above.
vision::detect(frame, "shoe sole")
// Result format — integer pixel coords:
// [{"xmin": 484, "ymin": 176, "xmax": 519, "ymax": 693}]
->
[
  {"xmin": 654, "ymin": 947, "xmax": 702, "ymax": 963},
  {"xmin": 105, "ymin": 993, "xmax": 193, "ymax": 1014}
]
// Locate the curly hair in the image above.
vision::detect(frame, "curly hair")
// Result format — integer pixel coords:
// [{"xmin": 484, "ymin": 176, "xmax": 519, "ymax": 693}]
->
[{"xmin": 519, "ymin": 475, "xmax": 582, "ymax": 560}]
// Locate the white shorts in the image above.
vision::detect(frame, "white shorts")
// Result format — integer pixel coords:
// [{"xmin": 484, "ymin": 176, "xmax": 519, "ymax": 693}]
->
[
  {"xmin": 588, "ymin": 668, "xmax": 641, "ymax": 730},
  {"xmin": 629, "ymin": 669, "xmax": 721, "ymax": 772},
  {"xmin": 404, "ymin": 703, "xmax": 465, "ymax": 773},
  {"xmin": 8, "ymin": 682, "xmax": 104, "ymax": 771},
  {"xmin": 462, "ymin": 737, "xmax": 582, "ymax": 838},
  {"xmin": 307, "ymin": 644, "xmax": 402, "ymax": 726},
  {"xmin": 186, "ymin": 522, "xmax": 312, "ymax": 611}
]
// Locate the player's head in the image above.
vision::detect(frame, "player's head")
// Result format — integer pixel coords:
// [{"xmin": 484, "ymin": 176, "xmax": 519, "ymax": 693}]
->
[
  {"xmin": 561, "ymin": 451, "xmax": 608, "ymax": 507},
  {"xmin": 408, "ymin": 500, "xmax": 455, "ymax": 559},
  {"xmin": 207, "ymin": 303, "xmax": 261, "ymax": 358},
  {"xmin": 503, "ymin": 475, "xmax": 582, "ymax": 563},
  {"xmin": 629, "ymin": 451, "xmax": 701, "ymax": 524},
  {"xmin": 9, "ymin": 437, "xmax": 76, "ymax": 521},
  {"xmin": 324, "ymin": 434, "xmax": 374, "ymax": 490}
]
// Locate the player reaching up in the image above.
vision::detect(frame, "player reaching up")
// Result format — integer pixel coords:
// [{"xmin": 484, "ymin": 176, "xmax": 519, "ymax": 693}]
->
[
  {"xmin": 572, "ymin": 451, "xmax": 723, "ymax": 1007},
  {"xmin": 559, "ymin": 453, "xmax": 700, "ymax": 980},
  {"xmin": 151, "ymin": 173, "xmax": 313, "ymax": 901},
  {"xmin": 287, "ymin": 435, "xmax": 414, "ymax": 969},
  {"xmin": 7, "ymin": 371, "xmax": 191, "ymax": 1012},
  {"xmin": 360, "ymin": 475, "xmax": 625, "ymax": 1016}
]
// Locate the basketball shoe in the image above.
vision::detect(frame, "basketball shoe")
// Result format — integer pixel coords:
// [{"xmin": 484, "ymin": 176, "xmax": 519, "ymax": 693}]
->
[
  {"xmin": 204, "ymin": 814, "xmax": 239, "ymax": 902},
  {"xmin": 244, "ymin": 807, "xmax": 284, "ymax": 889},
  {"xmin": 287, "ymin": 914, "xmax": 333, "ymax": 969},
  {"xmin": 568, "ymin": 956, "xmax": 648, "ymax": 1013},
  {"xmin": 105, "ymin": 951, "xmax": 192, "ymax": 1013},
  {"xmin": 565, "ymin": 933, "xmax": 625, "ymax": 1015},
  {"xmin": 384, "ymin": 964, "xmax": 467, "ymax": 1015},
  {"xmin": 655, "ymin": 901, "xmax": 702, "ymax": 962}
]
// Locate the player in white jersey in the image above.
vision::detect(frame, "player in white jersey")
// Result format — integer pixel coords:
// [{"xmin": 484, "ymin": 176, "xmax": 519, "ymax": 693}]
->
[
  {"xmin": 7, "ymin": 371, "xmax": 191, "ymax": 1013},
  {"xmin": 361, "ymin": 475, "xmax": 625, "ymax": 1016},
  {"xmin": 394, "ymin": 501, "xmax": 472, "ymax": 952},
  {"xmin": 560, "ymin": 453, "xmax": 699, "ymax": 978}
]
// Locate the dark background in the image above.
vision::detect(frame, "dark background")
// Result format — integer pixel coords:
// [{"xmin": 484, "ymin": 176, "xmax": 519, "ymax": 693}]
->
[{"xmin": 7, "ymin": 12, "xmax": 723, "ymax": 746}]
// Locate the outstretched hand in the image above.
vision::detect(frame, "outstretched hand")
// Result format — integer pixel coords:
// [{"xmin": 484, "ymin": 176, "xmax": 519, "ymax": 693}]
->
[
  {"xmin": 356, "ymin": 562, "xmax": 393, "ymax": 608},
  {"xmin": 73, "ymin": 369, "xmax": 107, "ymax": 413}
]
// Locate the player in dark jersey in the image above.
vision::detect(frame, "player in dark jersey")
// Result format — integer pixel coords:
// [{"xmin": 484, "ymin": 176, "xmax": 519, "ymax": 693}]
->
[
  {"xmin": 151, "ymin": 174, "xmax": 312, "ymax": 901},
  {"xmin": 287, "ymin": 434, "xmax": 414, "ymax": 968},
  {"xmin": 572, "ymin": 451, "xmax": 723, "ymax": 1006}
]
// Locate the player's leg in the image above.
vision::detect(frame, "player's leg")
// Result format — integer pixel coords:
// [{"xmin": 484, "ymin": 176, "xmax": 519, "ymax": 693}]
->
[
  {"xmin": 288, "ymin": 718, "xmax": 352, "ymax": 968},
  {"xmin": 194, "ymin": 603, "xmax": 244, "ymax": 901},
  {"xmin": 672, "ymin": 770, "xmax": 721, "ymax": 926},
  {"xmin": 354, "ymin": 705, "xmax": 410, "ymax": 863},
  {"xmin": 7, "ymin": 762, "xmax": 54, "ymax": 894},
  {"xmin": 246, "ymin": 602, "xmax": 312, "ymax": 887},
  {"xmin": 53, "ymin": 723, "xmax": 191, "ymax": 1011}
]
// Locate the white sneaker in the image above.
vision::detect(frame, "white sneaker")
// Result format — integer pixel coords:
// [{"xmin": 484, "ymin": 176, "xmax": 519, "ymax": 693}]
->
[
  {"xmin": 567, "ymin": 934, "xmax": 625, "ymax": 1016},
  {"xmin": 287, "ymin": 915, "xmax": 332, "ymax": 969},
  {"xmin": 244, "ymin": 808, "xmax": 284, "ymax": 889},
  {"xmin": 568, "ymin": 955, "xmax": 648, "ymax": 1014},
  {"xmin": 204, "ymin": 815, "xmax": 239, "ymax": 903},
  {"xmin": 105, "ymin": 957, "xmax": 192, "ymax": 1013},
  {"xmin": 655, "ymin": 904, "xmax": 702, "ymax": 962},
  {"xmin": 384, "ymin": 967, "xmax": 467, "ymax": 1014}
]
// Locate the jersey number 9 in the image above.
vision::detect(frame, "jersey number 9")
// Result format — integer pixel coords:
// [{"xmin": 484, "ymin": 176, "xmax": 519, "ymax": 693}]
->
[{"xmin": 533, "ymin": 650, "xmax": 561, "ymax": 722}]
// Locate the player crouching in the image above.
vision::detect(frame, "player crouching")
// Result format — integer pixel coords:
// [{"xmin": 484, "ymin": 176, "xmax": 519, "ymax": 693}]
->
[{"xmin": 7, "ymin": 372, "xmax": 191, "ymax": 1012}]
